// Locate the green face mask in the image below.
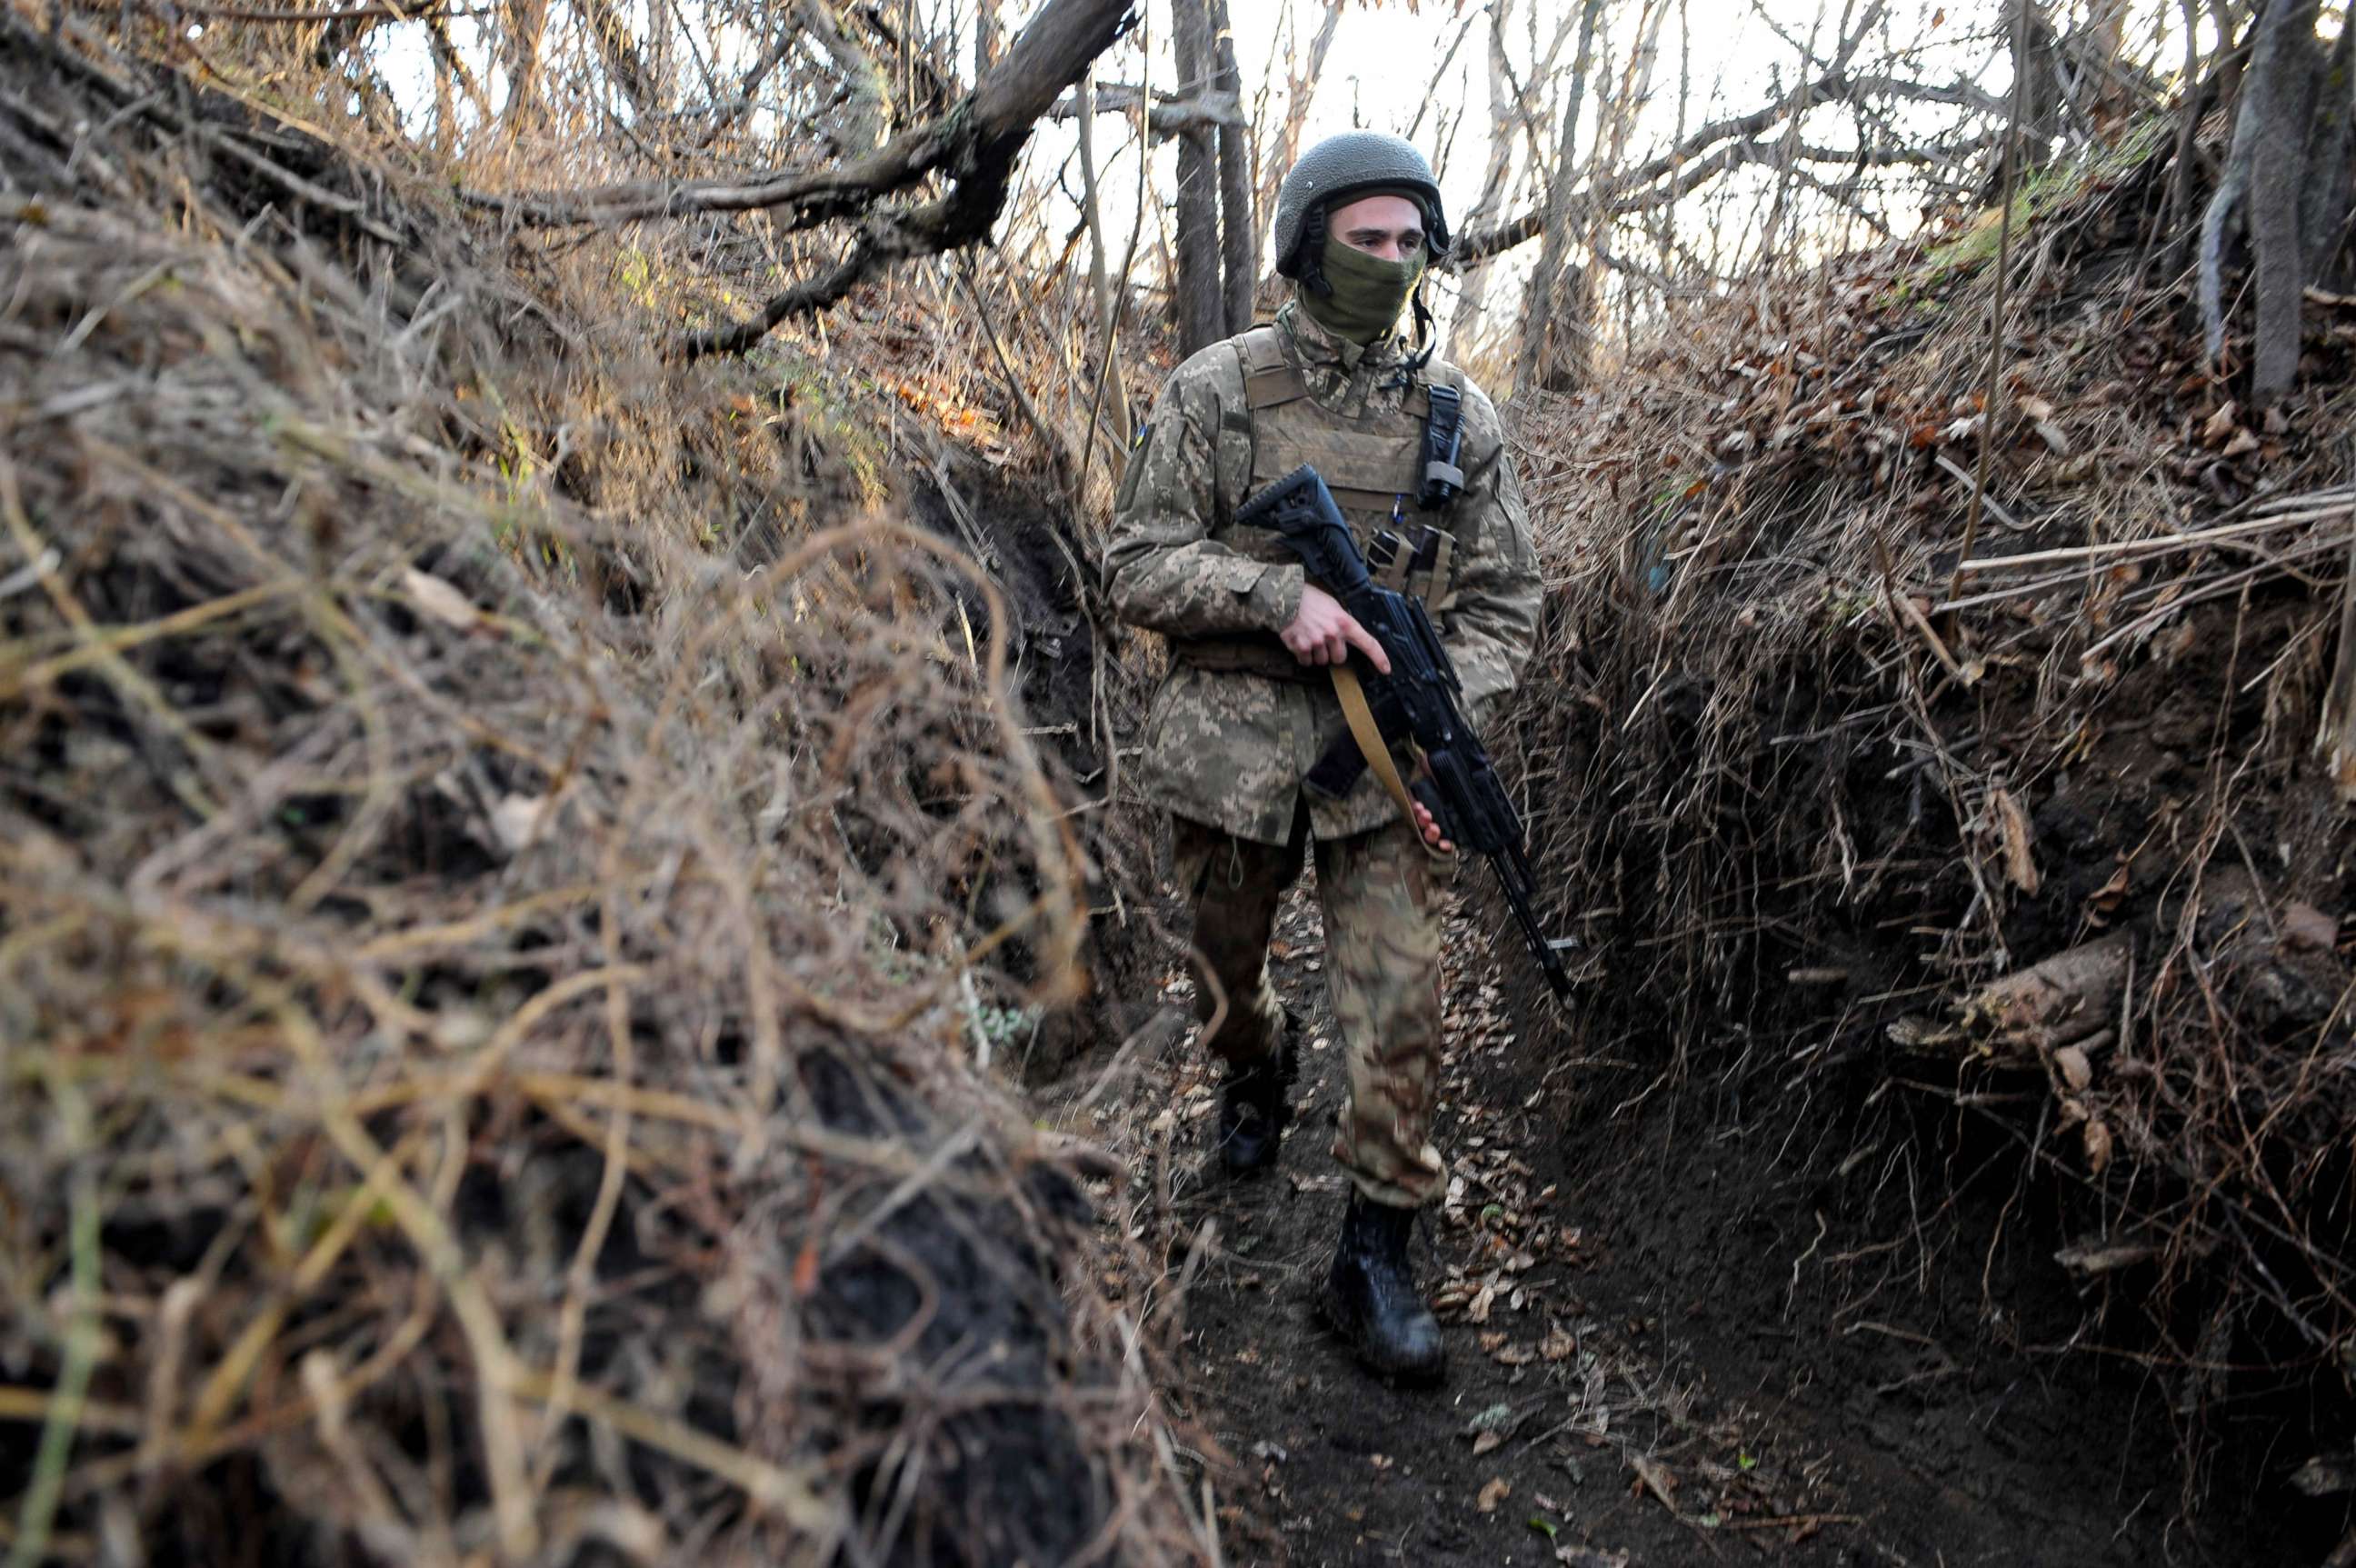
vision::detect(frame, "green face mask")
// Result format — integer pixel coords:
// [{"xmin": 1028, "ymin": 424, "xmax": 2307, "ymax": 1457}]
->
[{"xmin": 1299, "ymin": 238, "xmax": 1425, "ymax": 345}]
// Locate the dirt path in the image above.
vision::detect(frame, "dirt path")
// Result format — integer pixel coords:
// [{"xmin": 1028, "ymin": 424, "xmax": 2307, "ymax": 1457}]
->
[{"xmin": 1125, "ymin": 879, "xmax": 2288, "ymax": 1568}]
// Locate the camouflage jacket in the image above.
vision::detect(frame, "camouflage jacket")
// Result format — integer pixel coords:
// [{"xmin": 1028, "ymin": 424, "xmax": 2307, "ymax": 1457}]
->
[{"xmin": 1103, "ymin": 302, "xmax": 1541, "ymax": 845}]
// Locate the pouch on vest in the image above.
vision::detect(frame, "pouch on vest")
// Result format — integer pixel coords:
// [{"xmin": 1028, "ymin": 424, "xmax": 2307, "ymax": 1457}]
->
[{"xmin": 1228, "ymin": 325, "xmax": 1466, "ymax": 624}]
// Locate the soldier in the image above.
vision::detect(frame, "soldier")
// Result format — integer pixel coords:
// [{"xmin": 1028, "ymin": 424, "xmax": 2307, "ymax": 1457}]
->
[{"xmin": 1103, "ymin": 132, "xmax": 1541, "ymax": 1383}]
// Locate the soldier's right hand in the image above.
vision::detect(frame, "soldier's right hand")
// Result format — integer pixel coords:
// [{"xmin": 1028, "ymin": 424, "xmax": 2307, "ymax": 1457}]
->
[{"xmin": 1281, "ymin": 584, "xmax": 1392, "ymax": 674}]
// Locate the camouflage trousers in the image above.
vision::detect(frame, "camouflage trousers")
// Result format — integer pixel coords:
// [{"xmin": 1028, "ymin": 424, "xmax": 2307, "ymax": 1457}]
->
[{"xmin": 1171, "ymin": 804, "xmax": 1452, "ymax": 1208}]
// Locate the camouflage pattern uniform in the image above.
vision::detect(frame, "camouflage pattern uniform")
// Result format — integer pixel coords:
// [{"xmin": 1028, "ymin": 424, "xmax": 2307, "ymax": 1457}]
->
[{"xmin": 1103, "ymin": 300, "xmax": 1541, "ymax": 1208}]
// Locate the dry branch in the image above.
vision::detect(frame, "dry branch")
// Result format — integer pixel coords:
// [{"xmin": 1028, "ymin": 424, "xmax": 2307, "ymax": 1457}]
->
[
  {"xmin": 1047, "ymin": 79, "xmax": 1242, "ymax": 136},
  {"xmin": 795, "ymin": 0, "xmax": 891, "ymax": 156},
  {"xmin": 674, "ymin": 0, "xmax": 1133, "ymax": 357},
  {"xmin": 1958, "ymin": 934, "xmax": 2131, "ymax": 1059},
  {"xmin": 2320, "ymin": 503, "xmax": 2356, "ymax": 801},
  {"xmin": 461, "ymin": 0, "xmax": 1129, "ymax": 232},
  {"xmin": 1456, "ymin": 70, "xmax": 2007, "ymax": 264},
  {"xmin": 169, "ymin": 0, "xmax": 478, "ymax": 18}
]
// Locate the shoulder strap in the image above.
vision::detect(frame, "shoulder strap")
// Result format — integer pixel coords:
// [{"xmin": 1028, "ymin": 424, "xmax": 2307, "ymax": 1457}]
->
[
  {"xmin": 1332, "ymin": 666, "xmax": 1455, "ymax": 863},
  {"xmin": 1416, "ymin": 368, "xmax": 1469, "ymax": 513},
  {"xmin": 1236, "ymin": 325, "xmax": 1309, "ymax": 410}
]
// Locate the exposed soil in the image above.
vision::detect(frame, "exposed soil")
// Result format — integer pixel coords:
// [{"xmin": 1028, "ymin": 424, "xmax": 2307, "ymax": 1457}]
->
[{"xmin": 1119, "ymin": 871, "xmax": 2305, "ymax": 1568}]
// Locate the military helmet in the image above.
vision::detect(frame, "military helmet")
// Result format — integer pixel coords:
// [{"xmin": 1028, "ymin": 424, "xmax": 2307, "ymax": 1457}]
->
[{"xmin": 1272, "ymin": 131, "xmax": 1452, "ymax": 279}]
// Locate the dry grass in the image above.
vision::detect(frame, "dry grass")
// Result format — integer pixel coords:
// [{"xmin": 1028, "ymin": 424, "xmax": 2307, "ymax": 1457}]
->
[
  {"xmin": 1495, "ymin": 121, "xmax": 2356, "ymax": 1481},
  {"xmin": 0, "ymin": 11, "xmax": 1210, "ymax": 1564}
]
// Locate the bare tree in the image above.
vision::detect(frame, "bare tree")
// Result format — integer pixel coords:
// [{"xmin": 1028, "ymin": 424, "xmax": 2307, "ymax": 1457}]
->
[
  {"xmin": 500, "ymin": 0, "xmax": 549, "ymax": 128},
  {"xmin": 2201, "ymin": 0, "xmax": 2351, "ymax": 402},
  {"xmin": 1171, "ymin": 0, "xmax": 1224, "ymax": 353},
  {"xmin": 1253, "ymin": 0, "xmax": 1345, "ymax": 265},
  {"xmin": 795, "ymin": 0, "xmax": 891, "ymax": 158},
  {"xmin": 1515, "ymin": 0, "xmax": 1605, "ymax": 389},
  {"xmin": 1212, "ymin": 0, "xmax": 1254, "ymax": 332}
]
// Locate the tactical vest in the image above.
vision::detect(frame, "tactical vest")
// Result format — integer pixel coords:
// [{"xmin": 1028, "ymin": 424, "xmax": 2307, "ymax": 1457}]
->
[{"xmin": 1175, "ymin": 325, "xmax": 1468, "ymax": 681}]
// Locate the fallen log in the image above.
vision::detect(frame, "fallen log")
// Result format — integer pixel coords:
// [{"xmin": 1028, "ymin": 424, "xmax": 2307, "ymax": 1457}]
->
[
  {"xmin": 1959, "ymin": 932, "xmax": 2131, "ymax": 1053},
  {"xmin": 1888, "ymin": 932, "xmax": 2131, "ymax": 1066}
]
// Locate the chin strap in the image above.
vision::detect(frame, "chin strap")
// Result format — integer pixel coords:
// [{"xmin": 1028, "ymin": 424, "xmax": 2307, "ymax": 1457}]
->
[
  {"xmin": 1404, "ymin": 287, "xmax": 1438, "ymax": 372},
  {"xmin": 1297, "ymin": 203, "xmax": 1333, "ymax": 297},
  {"xmin": 1379, "ymin": 285, "xmax": 1439, "ymax": 390}
]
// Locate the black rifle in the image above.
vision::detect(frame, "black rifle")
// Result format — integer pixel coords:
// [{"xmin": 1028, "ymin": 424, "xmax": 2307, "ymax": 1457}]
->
[{"xmin": 1235, "ymin": 464, "xmax": 1573, "ymax": 1002}]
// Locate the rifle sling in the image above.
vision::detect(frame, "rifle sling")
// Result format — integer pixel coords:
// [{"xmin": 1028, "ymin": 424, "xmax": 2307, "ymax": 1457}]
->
[{"xmin": 1330, "ymin": 664, "xmax": 1456, "ymax": 864}]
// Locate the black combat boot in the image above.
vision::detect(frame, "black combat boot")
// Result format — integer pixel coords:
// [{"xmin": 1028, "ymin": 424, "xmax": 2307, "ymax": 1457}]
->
[
  {"xmin": 1323, "ymin": 1190, "xmax": 1445, "ymax": 1383},
  {"xmin": 1214, "ymin": 1024, "xmax": 1299, "ymax": 1175}
]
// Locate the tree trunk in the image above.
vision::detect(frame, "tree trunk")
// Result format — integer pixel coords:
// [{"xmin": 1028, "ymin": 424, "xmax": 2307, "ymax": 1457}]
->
[
  {"xmin": 1444, "ymin": 2, "xmax": 1524, "ymax": 359},
  {"xmin": 428, "ymin": 15, "xmax": 491, "ymax": 137},
  {"xmin": 581, "ymin": 0, "xmax": 655, "ymax": 115},
  {"xmin": 977, "ymin": 0, "xmax": 1001, "ymax": 76},
  {"xmin": 2298, "ymin": 18, "xmax": 2355, "ymax": 285},
  {"xmin": 1074, "ymin": 65, "xmax": 1130, "ymax": 444},
  {"xmin": 502, "ymin": 0, "xmax": 550, "ymax": 130},
  {"xmin": 1514, "ymin": 0, "xmax": 1604, "ymax": 392},
  {"xmin": 1210, "ymin": 0, "xmax": 1253, "ymax": 333},
  {"xmin": 2012, "ymin": 5, "xmax": 2066, "ymax": 167},
  {"xmin": 2247, "ymin": 0, "xmax": 2325, "ymax": 403},
  {"xmin": 1556, "ymin": 0, "xmax": 1666, "ymax": 381},
  {"xmin": 1171, "ymin": 0, "xmax": 1223, "ymax": 355},
  {"xmin": 797, "ymin": 0, "xmax": 891, "ymax": 158}
]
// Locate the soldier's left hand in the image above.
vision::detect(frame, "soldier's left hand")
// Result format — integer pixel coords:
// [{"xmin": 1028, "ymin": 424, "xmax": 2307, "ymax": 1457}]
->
[{"xmin": 1410, "ymin": 796, "xmax": 1453, "ymax": 854}]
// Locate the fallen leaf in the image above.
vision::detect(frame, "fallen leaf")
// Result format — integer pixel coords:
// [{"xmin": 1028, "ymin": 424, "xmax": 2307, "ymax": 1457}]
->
[
  {"xmin": 2281, "ymin": 902, "xmax": 2339, "ymax": 953},
  {"xmin": 2201, "ymin": 402, "xmax": 2240, "ymax": 445},
  {"xmin": 1493, "ymin": 1343, "xmax": 1537, "ymax": 1366},
  {"xmin": 1556, "ymin": 1550, "xmax": 1631, "ymax": 1568},
  {"xmin": 402, "ymin": 567, "xmax": 482, "ymax": 632},
  {"xmin": 2053, "ymin": 1044, "xmax": 2092, "ymax": 1092},
  {"xmin": 1472, "ymin": 1431, "xmax": 1503, "ymax": 1455},
  {"xmin": 490, "ymin": 794, "xmax": 552, "ymax": 854},
  {"xmin": 1630, "ymin": 1453, "xmax": 1677, "ymax": 1512},
  {"xmin": 1476, "ymin": 1478, "xmax": 1512, "ymax": 1513},
  {"xmin": 1542, "ymin": 1325, "xmax": 1577, "ymax": 1362},
  {"xmin": 1989, "ymin": 787, "xmax": 2040, "ymax": 894},
  {"xmin": 2292, "ymin": 1454, "xmax": 2356, "ymax": 1496},
  {"xmin": 2055, "ymin": 1237, "xmax": 2156, "ymax": 1274},
  {"xmin": 2086, "ymin": 861, "xmax": 2132, "ymax": 918},
  {"xmin": 2084, "ymin": 1117, "xmax": 2113, "ymax": 1174}
]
